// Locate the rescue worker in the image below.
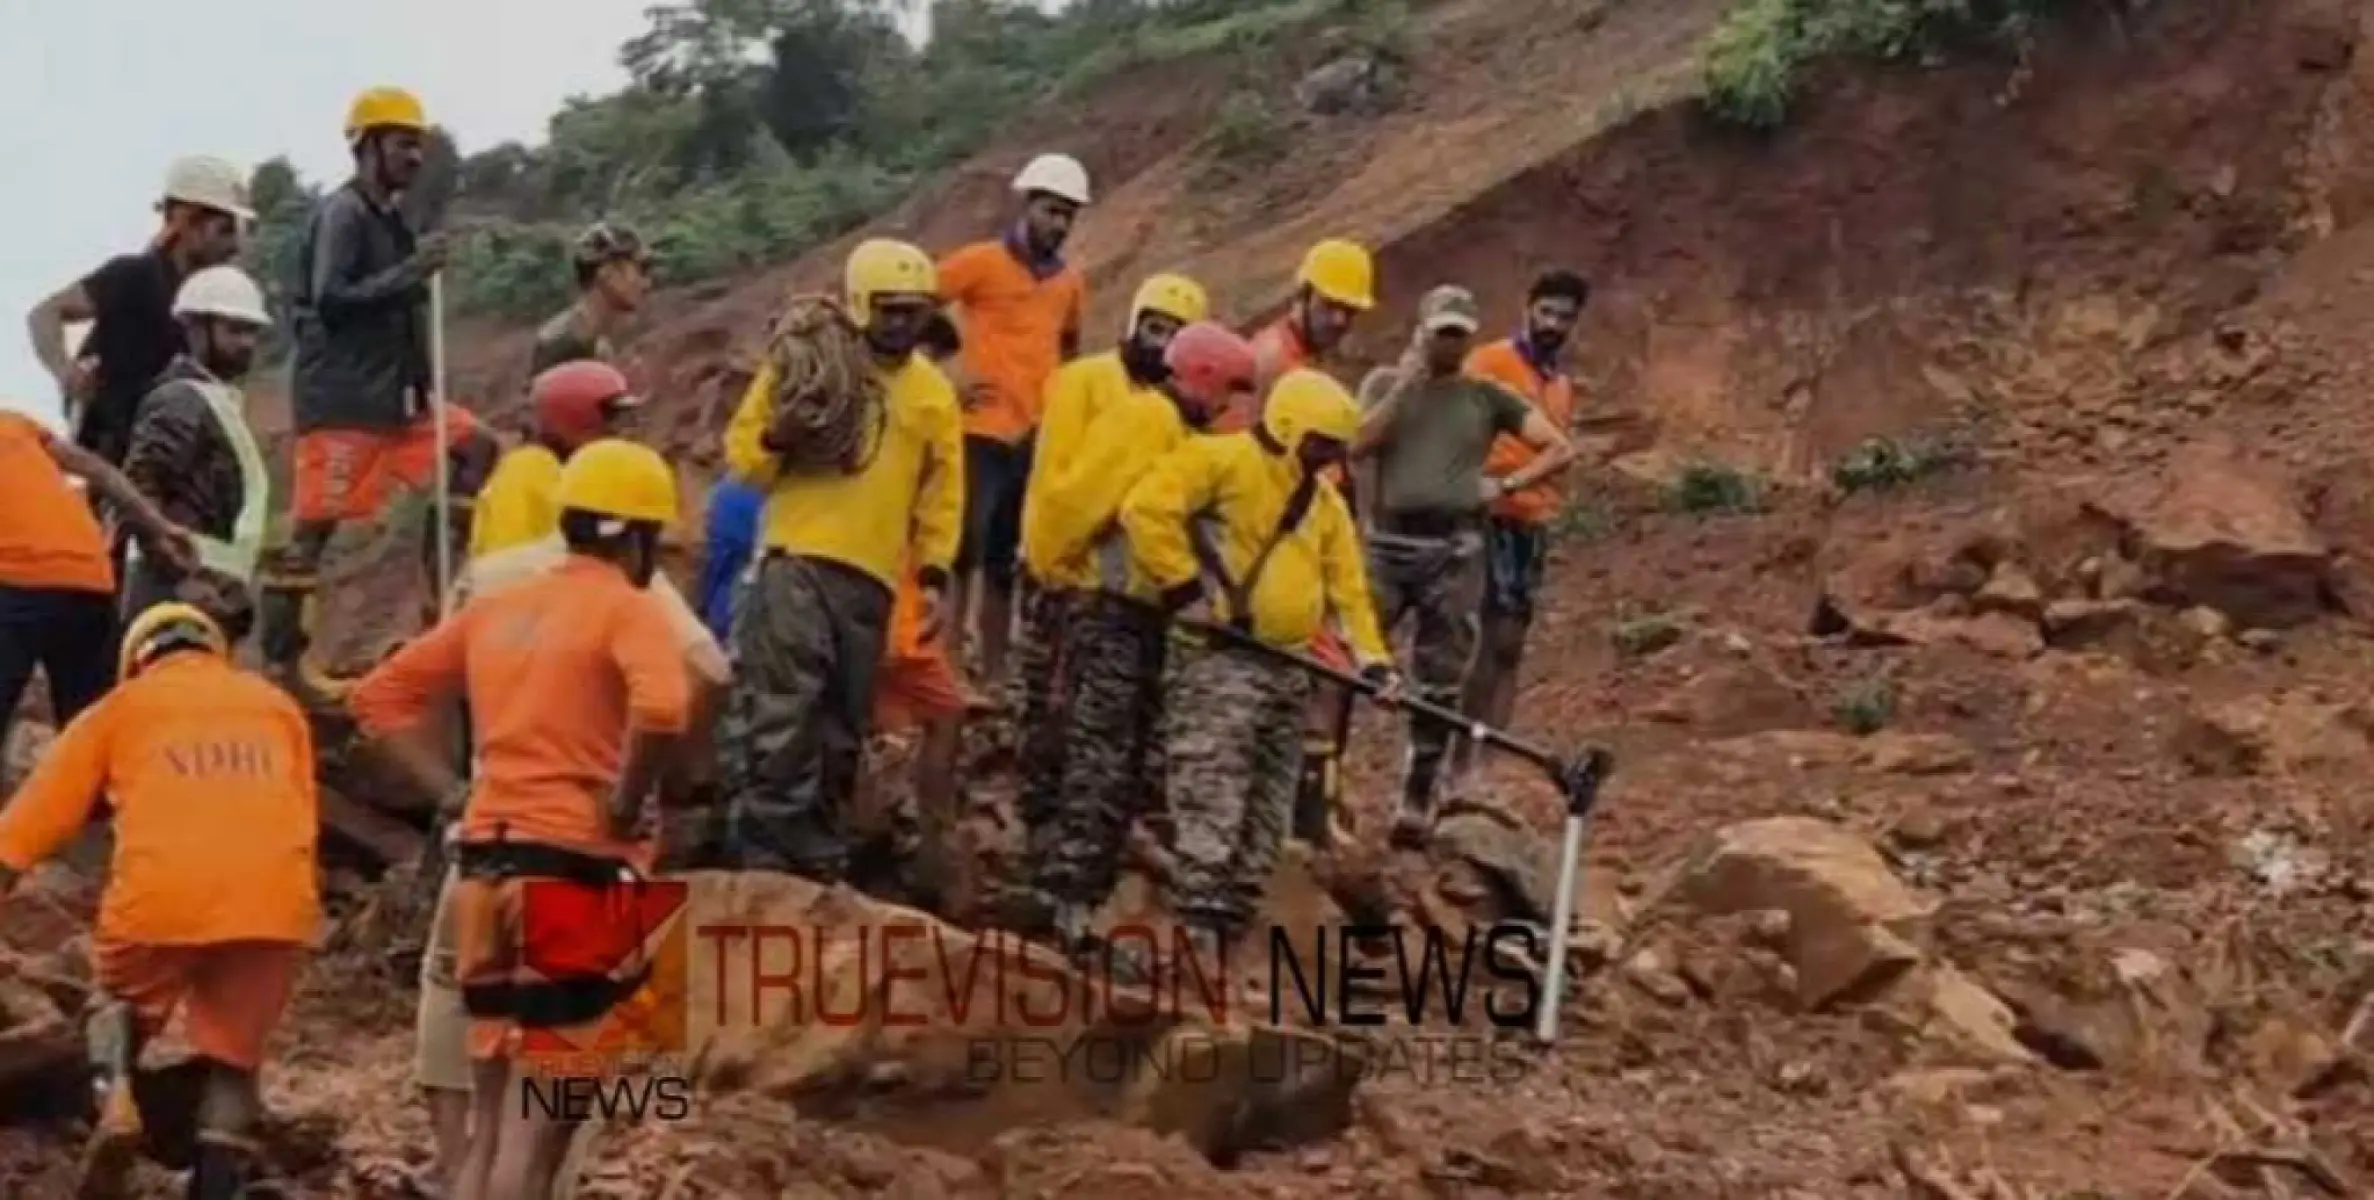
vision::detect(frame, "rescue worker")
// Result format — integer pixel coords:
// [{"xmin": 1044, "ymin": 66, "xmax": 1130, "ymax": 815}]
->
[
  {"xmin": 25, "ymin": 155, "xmax": 251, "ymax": 468},
  {"xmin": 1224, "ymin": 237, "xmax": 1377, "ymax": 430},
  {"xmin": 468, "ymin": 360, "xmax": 645, "ymax": 562},
  {"xmin": 719, "ymin": 239, "xmax": 964, "ymax": 879},
  {"xmin": 349, "ymin": 438, "xmax": 693, "ymax": 1200},
  {"xmin": 1450, "ymin": 269, "xmax": 1592, "ymax": 793},
  {"xmin": 120, "ymin": 265, "xmax": 276, "ymax": 619},
  {"xmin": 1008, "ymin": 270, "xmax": 1209, "ymax": 914},
  {"xmin": 1118, "ymin": 368, "xmax": 1400, "ymax": 956},
  {"xmin": 1228, "ymin": 237, "xmax": 1378, "ymax": 847},
  {"xmin": 696, "ymin": 476, "xmax": 764, "ymax": 645},
  {"xmin": 1351, "ymin": 285, "xmax": 1575, "ymax": 846},
  {"xmin": 531, "ymin": 223, "xmax": 652, "ymax": 374},
  {"xmin": 0, "ymin": 597, "xmax": 318, "ymax": 1200},
  {"xmin": 264, "ymin": 86, "xmax": 499, "ymax": 704},
  {"xmin": 1020, "ymin": 321, "xmax": 1256, "ymax": 951},
  {"xmin": 0, "ymin": 408, "xmax": 193, "ymax": 753},
  {"xmin": 936, "ymin": 153, "xmax": 1091, "ymax": 695}
]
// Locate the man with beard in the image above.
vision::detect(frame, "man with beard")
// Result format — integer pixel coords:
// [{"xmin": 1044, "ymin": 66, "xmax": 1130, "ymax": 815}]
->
[
  {"xmin": 120, "ymin": 266, "xmax": 278, "ymax": 619},
  {"xmin": 531, "ymin": 222, "xmax": 652, "ymax": 374},
  {"xmin": 1017, "ymin": 321, "xmax": 1256, "ymax": 954},
  {"xmin": 25, "ymin": 155, "xmax": 251, "ymax": 469},
  {"xmin": 935, "ymin": 153, "xmax": 1091, "ymax": 697},
  {"xmin": 719, "ymin": 239, "xmax": 964, "ymax": 879},
  {"xmin": 1352, "ymin": 285, "xmax": 1574, "ymax": 847},
  {"xmin": 262, "ymin": 86, "xmax": 499, "ymax": 705},
  {"xmin": 1005, "ymin": 271, "xmax": 1207, "ymax": 927},
  {"xmin": 1449, "ymin": 269, "xmax": 1591, "ymax": 794}
]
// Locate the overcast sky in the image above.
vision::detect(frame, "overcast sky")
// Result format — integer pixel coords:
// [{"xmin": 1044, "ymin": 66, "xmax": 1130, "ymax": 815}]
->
[{"xmin": 0, "ymin": 0, "xmax": 685, "ymax": 431}]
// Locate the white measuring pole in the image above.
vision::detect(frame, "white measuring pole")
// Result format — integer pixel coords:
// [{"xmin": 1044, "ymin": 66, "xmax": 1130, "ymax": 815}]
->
[
  {"xmin": 429, "ymin": 272, "xmax": 453, "ymax": 621},
  {"xmin": 1535, "ymin": 810, "xmax": 1589, "ymax": 1044}
]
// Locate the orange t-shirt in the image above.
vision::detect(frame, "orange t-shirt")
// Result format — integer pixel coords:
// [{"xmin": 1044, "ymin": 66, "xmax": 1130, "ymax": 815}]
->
[
  {"xmin": 0, "ymin": 653, "xmax": 320, "ymax": 947},
  {"xmin": 0, "ymin": 411, "xmax": 113, "ymax": 593},
  {"xmin": 1211, "ymin": 318, "xmax": 1313, "ymax": 436},
  {"xmin": 1466, "ymin": 339, "xmax": 1578, "ymax": 526},
  {"xmin": 939, "ymin": 241, "xmax": 1085, "ymax": 444},
  {"xmin": 349, "ymin": 555, "xmax": 692, "ymax": 867}
]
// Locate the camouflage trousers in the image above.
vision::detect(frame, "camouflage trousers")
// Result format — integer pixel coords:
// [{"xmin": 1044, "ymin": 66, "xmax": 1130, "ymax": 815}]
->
[
  {"xmin": 1164, "ymin": 637, "xmax": 1312, "ymax": 932},
  {"xmin": 1012, "ymin": 583, "xmax": 1074, "ymax": 817},
  {"xmin": 1024, "ymin": 594, "xmax": 1169, "ymax": 915},
  {"xmin": 718, "ymin": 553, "xmax": 894, "ymax": 879},
  {"xmin": 1367, "ymin": 526, "xmax": 1485, "ymax": 809}
]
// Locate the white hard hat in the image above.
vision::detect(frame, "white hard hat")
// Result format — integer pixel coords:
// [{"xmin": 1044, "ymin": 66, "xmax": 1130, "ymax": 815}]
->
[
  {"xmin": 173, "ymin": 265, "xmax": 271, "ymax": 326},
  {"xmin": 1011, "ymin": 153, "xmax": 1091, "ymax": 206},
  {"xmin": 162, "ymin": 156, "xmax": 255, "ymax": 222}
]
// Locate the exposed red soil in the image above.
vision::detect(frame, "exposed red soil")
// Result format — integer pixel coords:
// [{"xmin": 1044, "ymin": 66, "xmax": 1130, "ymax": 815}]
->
[{"xmin": 10, "ymin": 0, "xmax": 2374, "ymax": 1195}]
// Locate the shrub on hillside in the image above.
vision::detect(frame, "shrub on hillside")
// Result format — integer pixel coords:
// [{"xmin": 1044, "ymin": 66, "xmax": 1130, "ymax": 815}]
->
[{"xmin": 1703, "ymin": 0, "xmax": 2066, "ymax": 127}]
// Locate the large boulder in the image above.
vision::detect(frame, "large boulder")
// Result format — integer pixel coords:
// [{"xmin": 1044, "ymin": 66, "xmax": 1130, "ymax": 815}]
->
[
  {"xmin": 1656, "ymin": 817, "xmax": 1939, "ymax": 1009},
  {"xmin": 2173, "ymin": 693, "xmax": 2374, "ymax": 777},
  {"xmin": 2089, "ymin": 442, "xmax": 2333, "ymax": 629},
  {"xmin": 662, "ymin": 873, "xmax": 1362, "ymax": 1161}
]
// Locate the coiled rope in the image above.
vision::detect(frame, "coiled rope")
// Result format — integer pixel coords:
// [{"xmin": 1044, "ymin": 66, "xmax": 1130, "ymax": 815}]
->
[{"xmin": 760, "ymin": 294, "xmax": 886, "ymax": 475}]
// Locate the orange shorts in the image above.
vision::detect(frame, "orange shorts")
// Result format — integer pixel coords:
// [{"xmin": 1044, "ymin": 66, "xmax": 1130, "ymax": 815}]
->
[
  {"xmin": 451, "ymin": 871, "xmax": 674, "ymax": 1064},
  {"xmin": 873, "ymin": 644, "xmax": 967, "ymax": 733},
  {"xmin": 93, "ymin": 938, "xmax": 305, "ymax": 1070},
  {"xmin": 293, "ymin": 403, "xmax": 482, "ymax": 523}
]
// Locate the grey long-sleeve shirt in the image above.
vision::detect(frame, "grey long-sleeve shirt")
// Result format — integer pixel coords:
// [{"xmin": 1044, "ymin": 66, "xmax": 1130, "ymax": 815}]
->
[{"xmin": 289, "ymin": 181, "xmax": 434, "ymax": 432}]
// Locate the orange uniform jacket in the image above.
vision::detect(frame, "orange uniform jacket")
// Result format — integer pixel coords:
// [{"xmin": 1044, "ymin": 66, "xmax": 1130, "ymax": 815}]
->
[
  {"xmin": 937, "ymin": 240, "xmax": 1085, "ymax": 444},
  {"xmin": 0, "ymin": 411, "xmax": 115, "ymax": 594},
  {"xmin": 0, "ymin": 653, "xmax": 320, "ymax": 947},
  {"xmin": 1466, "ymin": 338, "xmax": 1579, "ymax": 526},
  {"xmin": 348, "ymin": 556, "xmax": 693, "ymax": 867}
]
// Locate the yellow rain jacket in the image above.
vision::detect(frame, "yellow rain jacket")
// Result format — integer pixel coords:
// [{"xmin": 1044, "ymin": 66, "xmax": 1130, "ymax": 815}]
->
[
  {"xmin": 1118, "ymin": 432, "xmax": 1389, "ymax": 660},
  {"xmin": 468, "ymin": 443, "xmax": 566, "ymax": 561},
  {"xmin": 723, "ymin": 352, "xmax": 965, "ymax": 590},
  {"xmin": 1031, "ymin": 386, "xmax": 1198, "ymax": 596},
  {"xmin": 1021, "ymin": 351, "xmax": 1162, "ymax": 588}
]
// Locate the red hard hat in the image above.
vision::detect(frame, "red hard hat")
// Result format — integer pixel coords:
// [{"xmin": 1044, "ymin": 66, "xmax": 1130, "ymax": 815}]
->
[
  {"xmin": 530, "ymin": 360, "xmax": 637, "ymax": 449},
  {"xmin": 1164, "ymin": 321, "xmax": 1257, "ymax": 415}
]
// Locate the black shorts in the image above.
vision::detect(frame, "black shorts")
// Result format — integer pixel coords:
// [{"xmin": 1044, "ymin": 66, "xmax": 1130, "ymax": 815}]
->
[
  {"xmin": 957, "ymin": 434, "xmax": 1032, "ymax": 586},
  {"xmin": 1483, "ymin": 518, "xmax": 1549, "ymax": 622}
]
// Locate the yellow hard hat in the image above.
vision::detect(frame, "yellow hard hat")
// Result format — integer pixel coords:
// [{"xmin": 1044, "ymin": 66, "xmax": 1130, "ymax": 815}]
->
[
  {"xmin": 1128, "ymin": 272, "xmax": 1209, "ymax": 332},
  {"xmin": 844, "ymin": 239, "xmax": 938, "ymax": 325},
  {"xmin": 557, "ymin": 438, "xmax": 679, "ymax": 527},
  {"xmin": 119, "ymin": 602, "xmax": 228, "ymax": 680},
  {"xmin": 1261, "ymin": 368, "xmax": 1360, "ymax": 452},
  {"xmin": 345, "ymin": 87, "xmax": 428, "ymax": 141},
  {"xmin": 1295, "ymin": 238, "xmax": 1376, "ymax": 311}
]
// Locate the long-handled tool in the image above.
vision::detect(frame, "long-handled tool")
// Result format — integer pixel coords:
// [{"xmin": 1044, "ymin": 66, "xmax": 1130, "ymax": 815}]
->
[
  {"xmin": 429, "ymin": 272, "xmax": 452, "ymax": 622},
  {"xmin": 1178, "ymin": 617, "xmax": 1614, "ymax": 1042}
]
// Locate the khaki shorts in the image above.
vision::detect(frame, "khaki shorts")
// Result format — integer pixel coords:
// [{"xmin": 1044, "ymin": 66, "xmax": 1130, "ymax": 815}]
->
[{"xmin": 414, "ymin": 867, "xmax": 472, "ymax": 1092}]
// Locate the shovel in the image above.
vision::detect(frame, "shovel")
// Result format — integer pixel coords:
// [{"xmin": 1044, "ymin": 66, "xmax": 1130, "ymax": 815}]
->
[{"xmin": 1177, "ymin": 618, "xmax": 1615, "ymax": 1042}]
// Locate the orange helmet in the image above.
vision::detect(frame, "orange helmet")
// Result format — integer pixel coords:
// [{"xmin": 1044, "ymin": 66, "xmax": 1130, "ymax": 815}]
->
[{"xmin": 531, "ymin": 360, "xmax": 638, "ymax": 450}]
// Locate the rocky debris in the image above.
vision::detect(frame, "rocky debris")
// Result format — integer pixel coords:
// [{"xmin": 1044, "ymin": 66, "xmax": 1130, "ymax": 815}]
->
[
  {"xmin": 2087, "ymin": 442, "xmax": 2333, "ymax": 629},
  {"xmin": 1642, "ymin": 654, "xmax": 1818, "ymax": 735},
  {"xmin": 2174, "ymin": 693, "xmax": 2373, "ymax": 777},
  {"xmin": 1653, "ymin": 817, "xmax": 1938, "ymax": 1009},
  {"xmin": 1295, "ymin": 44, "xmax": 1406, "ymax": 117},
  {"xmin": 2, "ymin": 721, "xmax": 52, "ymax": 791},
  {"xmin": 1985, "ymin": 947, "xmax": 2214, "ymax": 1076},
  {"xmin": 1900, "ymin": 965, "xmax": 2040, "ymax": 1068},
  {"xmin": 1973, "ymin": 563, "xmax": 2045, "ymax": 622},
  {"xmin": 1860, "ymin": 732, "xmax": 1977, "ymax": 776},
  {"xmin": 673, "ymin": 872, "xmax": 1363, "ymax": 1162},
  {"xmin": 1429, "ymin": 803, "xmax": 1562, "ymax": 924},
  {"xmin": 0, "ymin": 976, "xmax": 74, "ymax": 1092}
]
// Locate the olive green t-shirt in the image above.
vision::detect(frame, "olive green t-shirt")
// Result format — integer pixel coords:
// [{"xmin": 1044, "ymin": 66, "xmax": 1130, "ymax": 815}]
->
[
  {"xmin": 1357, "ymin": 367, "xmax": 1533, "ymax": 518},
  {"xmin": 529, "ymin": 308, "xmax": 615, "ymax": 375}
]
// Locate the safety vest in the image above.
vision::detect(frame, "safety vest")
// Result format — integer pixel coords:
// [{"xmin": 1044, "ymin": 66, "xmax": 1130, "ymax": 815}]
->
[{"xmin": 130, "ymin": 375, "xmax": 270, "ymax": 584}]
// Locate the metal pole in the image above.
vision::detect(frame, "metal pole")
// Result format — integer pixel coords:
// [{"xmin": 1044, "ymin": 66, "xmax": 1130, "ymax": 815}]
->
[
  {"xmin": 1535, "ymin": 810, "xmax": 1588, "ymax": 1043},
  {"xmin": 429, "ymin": 273, "xmax": 452, "ymax": 621}
]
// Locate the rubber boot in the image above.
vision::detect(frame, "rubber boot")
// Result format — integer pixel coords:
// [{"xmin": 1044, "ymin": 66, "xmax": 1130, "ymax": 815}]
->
[
  {"xmin": 1291, "ymin": 738, "xmax": 1339, "ymax": 849},
  {"xmin": 260, "ymin": 574, "xmax": 348, "ymax": 709},
  {"xmin": 187, "ymin": 1133, "xmax": 262, "ymax": 1200},
  {"xmin": 77, "ymin": 1001, "xmax": 142, "ymax": 1200}
]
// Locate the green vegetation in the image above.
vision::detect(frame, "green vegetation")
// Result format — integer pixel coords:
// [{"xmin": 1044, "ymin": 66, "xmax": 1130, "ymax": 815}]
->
[
  {"xmin": 1832, "ymin": 675, "xmax": 1896, "ymax": 735},
  {"xmin": 1667, "ymin": 461, "xmax": 1766, "ymax": 516},
  {"xmin": 1831, "ymin": 434, "xmax": 1962, "ymax": 494},
  {"xmin": 241, "ymin": 0, "xmax": 1385, "ymax": 332},
  {"xmin": 1703, "ymin": 0, "xmax": 2065, "ymax": 127},
  {"xmin": 1553, "ymin": 498, "xmax": 1616, "ymax": 542}
]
